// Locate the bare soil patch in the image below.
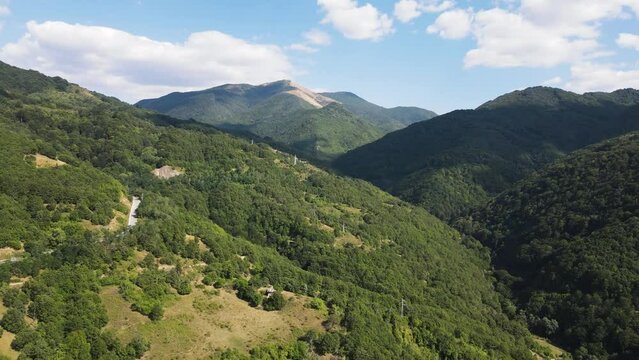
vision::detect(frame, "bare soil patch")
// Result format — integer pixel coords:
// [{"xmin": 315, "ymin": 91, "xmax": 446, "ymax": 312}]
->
[{"xmin": 152, "ymin": 165, "xmax": 184, "ymax": 179}]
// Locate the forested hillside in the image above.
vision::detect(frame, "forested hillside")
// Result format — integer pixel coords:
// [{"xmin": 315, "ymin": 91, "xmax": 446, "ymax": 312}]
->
[
  {"xmin": 458, "ymin": 133, "xmax": 639, "ymax": 359},
  {"xmin": 0, "ymin": 61, "xmax": 536, "ymax": 359},
  {"xmin": 136, "ymin": 81, "xmax": 435, "ymax": 162},
  {"xmin": 334, "ymin": 87, "xmax": 639, "ymax": 220},
  {"xmin": 320, "ymin": 91, "xmax": 436, "ymax": 132}
]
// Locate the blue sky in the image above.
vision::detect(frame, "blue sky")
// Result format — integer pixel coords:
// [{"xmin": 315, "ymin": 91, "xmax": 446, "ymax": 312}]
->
[{"xmin": 0, "ymin": 0, "xmax": 638, "ymax": 114}]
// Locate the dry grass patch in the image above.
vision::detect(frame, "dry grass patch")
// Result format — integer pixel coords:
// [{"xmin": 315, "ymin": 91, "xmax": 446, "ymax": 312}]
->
[
  {"xmin": 0, "ymin": 248, "xmax": 22, "ymax": 262},
  {"xmin": 102, "ymin": 286, "xmax": 324, "ymax": 359},
  {"xmin": 334, "ymin": 233, "xmax": 363, "ymax": 249},
  {"xmin": 532, "ymin": 336, "xmax": 570, "ymax": 359},
  {"xmin": 8, "ymin": 276, "xmax": 30, "ymax": 288},
  {"xmin": 185, "ymin": 234, "xmax": 208, "ymax": 252},
  {"xmin": 0, "ymin": 304, "xmax": 21, "ymax": 359},
  {"xmin": 29, "ymin": 154, "xmax": 67, "ymax": 168},
  {"xmin": 152, "ymin": 165, "xmax": 184, "ymax": 179},
  {"xmin": 318, "ymin": 223, "xmax": 334, "ymax": 233},
  {"xmin": 101, "ymin": 286, "xmax": 150, "ymax": 342},
  {"xmin": 0, "ymin": 330, "xmax": 18, "ymax": 360},
  {"xmin": 339, "ymin": 205, "xmax": 361, "ymax": 215}
]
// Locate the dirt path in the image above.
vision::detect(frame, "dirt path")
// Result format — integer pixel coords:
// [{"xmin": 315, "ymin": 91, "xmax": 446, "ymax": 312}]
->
[{"xmin": 127, "ymin": 196, "xmax": 141, "ymax": 227}]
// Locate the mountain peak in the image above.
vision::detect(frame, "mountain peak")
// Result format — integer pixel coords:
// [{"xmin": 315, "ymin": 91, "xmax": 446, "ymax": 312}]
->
[
  {"xmin": 256, "ymin": 79, "xmax": 337, "ymax": 108},
  {"xmin": 477, "ymin": 86, "xmax": 586, "ymax": 110}
]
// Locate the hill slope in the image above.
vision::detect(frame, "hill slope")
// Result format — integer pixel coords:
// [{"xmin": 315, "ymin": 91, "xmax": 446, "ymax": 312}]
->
[
  {"xmin": 136, "ymin": 82, "xmax": 435, "ymax": 161},
  {"xmin": 334, "ymin": 87, "xmax": 639, "ymax": 219},
  {"xmin": 459, "ymin": 133, "xmax": 639, "ymax": 359},
  {"xmin": 321, "ymin": 91, "xmax": 436, "ymax": 132},
  {"xmin": 0, "ymin": 61, "xmax": 534, "ymax": 359}
]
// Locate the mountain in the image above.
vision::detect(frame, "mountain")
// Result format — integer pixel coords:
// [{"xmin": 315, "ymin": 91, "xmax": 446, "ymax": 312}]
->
[
  {"xmin": 334, "ymin": 86, "xmax": 639, "ymax": 220},
  {"xmin": 458, "ymin": 133, "xmax": 639, "ymax": 359},
  {"xmin": 320, "ymin": 91, "xmax": 437, "ymax": 132},
  {"xmin": 0, "ymin": 61, "xmax": 534, "ymax": 359},
  {"xmin": 136, "ymin": 81, "xmax": 435, "ymax": 162}
]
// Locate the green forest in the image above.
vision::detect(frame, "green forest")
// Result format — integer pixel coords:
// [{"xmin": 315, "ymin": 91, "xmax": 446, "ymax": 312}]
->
[
  {"xmin": 458, "ymin": 133, "xmax": 639, "ymax": 359},
  {"xmin": 0, "ymin": 61, "xmax": 537, "ymax": 359},
  {"xmin": 334, "ymin": 87, "xmax": 639, "ymax": 220},
  {"xmin": 3, "ymin": 56, "xmax": 639, "ymax": 360},
  {"xmin": 136, "ymin": 80, "xmax": 433, "ymax": 163}
]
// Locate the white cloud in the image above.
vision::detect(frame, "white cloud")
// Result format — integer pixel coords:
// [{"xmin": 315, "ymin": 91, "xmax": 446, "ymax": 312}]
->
[
  {"xmin": 426, "ymin": 8, "xmax": 472, "ymax": 39},
  {"xmin": 566, "ymin": 62, "xmax": 639, "ymax": 93},
  {"xmin": 421, "ymin": 0, "xmax": 455, "ymax": 13},
  {"xmin": 617, "ymin": 33, "xmax": 639, "ymax": 50},
  {"xmin": 542, "ymin": 76, "xmax": 563, "ymax": 86},
  {"xmin": 464, "ymin": 8, "xmax": 603, "ymax": 68},
  {"xmin": 426, "ymin": 0, "xmax": 639, "ymax": 69},
  {"xmin": 394, "ymin": 0, "xmax": 422, "ymax": 22},
  {"xmin": 304, "ymin": 29, "xmax": 331, "ymax": 46},
  {"xmin": 289, "ymin": 43, "xmax": 319, "ymax": 53},
  {"xmin": 0, "ymin": 21, "xmax": 294, "ymax": 102},
  {"xmin": 394, "ymin": 0, "xmax": 454, "ymax": 23},
  {"xmin": 520, "ymin": 0, "xmax": 638, "ymax": 29},
  {"xmin": 318, "ymin": 0, "xmax": 394, "ymax": 41}
]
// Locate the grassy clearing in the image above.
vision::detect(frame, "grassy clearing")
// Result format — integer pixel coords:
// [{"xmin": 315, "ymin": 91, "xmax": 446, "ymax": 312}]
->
[
  {"xmin": 0, "ymin": 248, "xmax": 22, "ymax": 262},
  {"xmin": 101, "ymin": 286, "xmax": 325, "ymax": 359},
  {"xmin": 101, "ymin": 286, "xmax": 150, "ymax": 341},
  {"xmin": 533, "ymin": 336, "xmax": 570, "ymax": 359},
  {"xmin": 0, "ymin": 303, "xmax": 19, "ymax": 360},
  {"xmin": 334, "ymin": 233, "xmax": 363, "ymax": 248},
  {"xmin": 31, "ymin": 154, "xmax": 66, "ymax": 168},
  {"xmin": 152, "ymin": 165, "xmax": 184, "ymax": 179}
]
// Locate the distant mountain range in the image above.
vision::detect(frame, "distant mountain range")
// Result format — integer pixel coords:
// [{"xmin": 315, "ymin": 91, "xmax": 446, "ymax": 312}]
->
[
  {"xmin": 136, "ymin": 80, "xmax": 436, "ymax": 161},
  {"xmin": 334, "ymin": 86, "xmax": 639, "ymax": 219}
]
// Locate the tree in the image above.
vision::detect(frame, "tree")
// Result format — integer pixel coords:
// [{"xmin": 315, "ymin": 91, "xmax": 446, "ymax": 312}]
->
[
  {"xmin": 63, "ymin": 330, "xmax": 92, "ymax": 360},
  {"xmin": 149, "ymin": 304, "xmax": 164, "ymax": 321},
  {"xmin": 315, "ymin": 332, "xmax": 341, "ymax": 355},
  {"xmin": 126, "ymin": 336, "xmax": 150, "ymax": 358},
  {"xmin": 263, "ymin": 291, "xmax": 285, "ymax": 311},
  {"xmin": 1, "ymin": 308, "xmax": 26, "ymax": 333}
]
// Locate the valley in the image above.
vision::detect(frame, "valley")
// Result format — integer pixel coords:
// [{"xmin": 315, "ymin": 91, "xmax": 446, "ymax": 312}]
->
[{"xmin": 0, "ymin": 34, "xmax": 638, "ymax": 360}]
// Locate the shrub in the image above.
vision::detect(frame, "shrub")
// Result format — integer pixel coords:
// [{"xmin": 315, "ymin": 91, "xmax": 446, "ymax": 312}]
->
[{"xmin": 263, "ymin": 291, "xmax": 285, "ymax": 311}]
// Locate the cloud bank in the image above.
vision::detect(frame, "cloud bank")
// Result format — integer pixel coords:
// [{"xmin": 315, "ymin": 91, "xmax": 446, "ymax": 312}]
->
[
  {"xmin": 423, "ymin": 0, "xmax": 639, "ymax": 92},
  {"xmin": 0, "ymin": 21, "xmax": 294, "ymax": 102}
]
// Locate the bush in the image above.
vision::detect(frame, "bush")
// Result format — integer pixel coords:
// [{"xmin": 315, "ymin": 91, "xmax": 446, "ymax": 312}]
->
[
  {"xmin": 126, "ymin": 336, "xmax": 150, "ymax": 358},
  {"xmin": 235, "ymin": 279, "xmax": 263, "ymax": 307},
  {"xmin": 1, "ymin": 308, "xmax": 26, "ymax": 333},
  {"xmin": 315, "ymin": 332, "xmax": 341, "ymax": 355},
  {"xmin": 149, "ymin": 304, "xmax": 164, "ymax": 321},
  {"xmin": 262, "ymin": 291, "xmax": 285, "ymax": 311}
]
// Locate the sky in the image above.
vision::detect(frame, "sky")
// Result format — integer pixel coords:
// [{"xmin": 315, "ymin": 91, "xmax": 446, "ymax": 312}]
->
[{"xmin": 0, "ymin": 1, "xmax": 638, "ymax": 114}]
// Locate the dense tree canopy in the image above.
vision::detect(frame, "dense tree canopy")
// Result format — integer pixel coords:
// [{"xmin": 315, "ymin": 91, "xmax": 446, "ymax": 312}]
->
[
  {"xmin": 335, "ymin": 87, "xmax": 639, "ymax": 220},
  {"xmin": 460, "ymin": 133, "xmax": 639, "ymax": 359},
  {"xmin": 0, "ymin": 61, "xmax": 534, "ymax": 359}
]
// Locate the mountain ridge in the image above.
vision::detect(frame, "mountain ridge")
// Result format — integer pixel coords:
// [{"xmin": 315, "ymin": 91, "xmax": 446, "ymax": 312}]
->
[
  {"xmin": 334, "ymin": 86, "xmax": 639, "ymax": 219},
  {"xmin": 136, "ymin": 80, "xmax": 436, "ymax": 161}
]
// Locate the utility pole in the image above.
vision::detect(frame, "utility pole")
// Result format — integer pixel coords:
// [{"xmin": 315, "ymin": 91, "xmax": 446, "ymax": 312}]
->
[
  {"xmin": 293, "ymin": 155, "xmax": 298, "ymax": 166},
  {"xmin": 401, "ymin": 299, "xmax": 406, "ymax": 317},
  {"xmin": 342, "ymin": 223, "xmax": 345, "ymax": 233}
]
